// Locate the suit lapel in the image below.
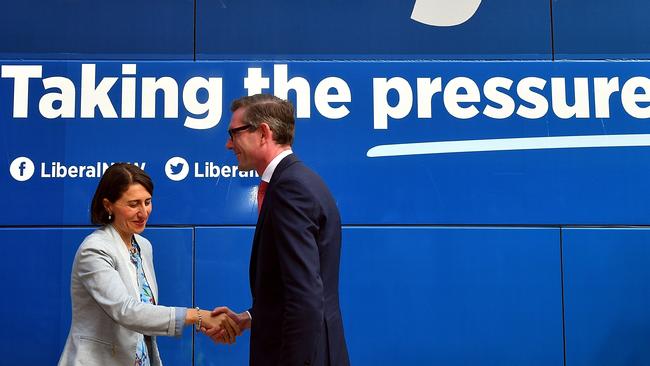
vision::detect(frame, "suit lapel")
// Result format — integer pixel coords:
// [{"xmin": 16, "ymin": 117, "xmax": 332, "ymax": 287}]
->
[
  {"xmin": 249, "ymin": 154, "xmax": 300, "ymax": 292},
  {"xmin": 138, "ymin": 236, "xmax": 158, "ymax": 304},
  {"xmin": 106, "ymin": 225, "xmax": 139, "ymax": 299}
]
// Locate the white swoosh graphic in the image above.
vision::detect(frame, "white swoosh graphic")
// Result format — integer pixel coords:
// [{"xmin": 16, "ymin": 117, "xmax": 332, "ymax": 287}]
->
[
  {"xmin": 367, "ymin": 134, "xmax": 650, "ymax": 157},
  {"xmin": 411, "ymin": 0, "xmax": 482, "ymax": 27}
]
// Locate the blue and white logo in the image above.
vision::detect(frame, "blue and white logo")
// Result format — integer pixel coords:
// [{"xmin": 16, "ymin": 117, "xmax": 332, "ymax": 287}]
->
[
  {"xmin": 411, "ymin": 0, "xmax": 482, "ymax": 27},
  {"xmin": 165, "ymin": 156, "xmax": 189, "ymax": 181},
  {"xmin": 9, "ymin": 156, "xmax": 35, "ymax": 181}
]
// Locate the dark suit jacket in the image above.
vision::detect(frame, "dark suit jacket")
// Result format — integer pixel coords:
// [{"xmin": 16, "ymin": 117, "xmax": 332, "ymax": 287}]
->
[{"xmin": 248, "ymin": 154, "xmax": 350, "ymax": 366}]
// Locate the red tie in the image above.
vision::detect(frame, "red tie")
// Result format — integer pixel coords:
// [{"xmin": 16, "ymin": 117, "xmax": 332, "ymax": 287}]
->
[{"xmin": 257, "ymin": 181, "xmax": 268, "ymax": 213}]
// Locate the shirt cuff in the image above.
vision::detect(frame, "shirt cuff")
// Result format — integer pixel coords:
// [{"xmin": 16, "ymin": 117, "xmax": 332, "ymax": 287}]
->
[{"xmin": 175, "ymin": 307, "xmax": 187, "ymax": 336}]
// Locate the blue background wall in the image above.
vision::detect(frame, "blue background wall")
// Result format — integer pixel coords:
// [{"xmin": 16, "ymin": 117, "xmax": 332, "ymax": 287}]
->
[{"xmin": 2, "ymin": 1, "xmax": 650, "ymax": 365}]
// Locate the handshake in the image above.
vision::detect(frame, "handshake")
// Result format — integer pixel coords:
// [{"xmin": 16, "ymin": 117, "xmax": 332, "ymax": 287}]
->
[{"xmin": 193, "ymin": 306, "xmax": 251, "ymax": 345}]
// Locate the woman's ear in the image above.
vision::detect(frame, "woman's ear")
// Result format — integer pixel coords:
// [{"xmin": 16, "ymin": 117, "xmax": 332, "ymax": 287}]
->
[{"xmin": 102, "ymin": 198, "xmax": 111, "ymax": 215}]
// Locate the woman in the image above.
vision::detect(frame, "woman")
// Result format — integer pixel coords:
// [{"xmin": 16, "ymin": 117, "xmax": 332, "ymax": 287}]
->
[{"xmin": 59, "ymin": 163, "xmax": 238, "ymax": 366}]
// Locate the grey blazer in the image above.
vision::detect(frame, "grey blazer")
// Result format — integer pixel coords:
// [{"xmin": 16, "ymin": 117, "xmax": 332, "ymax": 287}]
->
[{"xmin": 58, "ymin": 225, "xmax": 181, "ymax": 366}]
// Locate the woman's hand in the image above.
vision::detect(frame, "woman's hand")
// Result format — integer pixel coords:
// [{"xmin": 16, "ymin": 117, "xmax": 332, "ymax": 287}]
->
[
  {"xmin": 203, "ymin": 306, "xmax": 251, "ymax": 344},
  {"xmin": 201, "ymin": 311, "xmax": 241, "ymax": 344}
]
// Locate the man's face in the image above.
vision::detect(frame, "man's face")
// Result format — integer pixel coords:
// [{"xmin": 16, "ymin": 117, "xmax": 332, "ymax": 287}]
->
[{"xmin": 226, "ymin": 108, "xmax": 259, "ymax": 171}]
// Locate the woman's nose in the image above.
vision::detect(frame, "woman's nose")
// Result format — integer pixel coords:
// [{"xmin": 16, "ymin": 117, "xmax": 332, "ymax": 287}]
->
[{"xmin": 136, "ymin": 204, "xmax": 148, "ymax": 216}]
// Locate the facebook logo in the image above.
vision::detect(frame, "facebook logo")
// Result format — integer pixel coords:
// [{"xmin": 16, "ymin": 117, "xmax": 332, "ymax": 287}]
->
[{"xmin": 9, "ymin": 157, "xmax": 35, "ymax": 181}]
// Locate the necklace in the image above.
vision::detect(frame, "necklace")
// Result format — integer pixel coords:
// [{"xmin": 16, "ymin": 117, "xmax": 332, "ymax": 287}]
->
[{"xmin": 127, "ymin": 236, "xmax": 138, "ymax": 255}]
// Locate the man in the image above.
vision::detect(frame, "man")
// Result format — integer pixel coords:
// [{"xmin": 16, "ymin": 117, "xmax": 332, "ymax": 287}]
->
[{"xmin": 209, "ymin": 94, "xmax": 350, "ymax": 366}]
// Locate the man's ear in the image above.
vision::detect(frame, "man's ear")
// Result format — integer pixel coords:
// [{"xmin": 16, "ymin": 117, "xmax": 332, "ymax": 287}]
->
[{"xmin": 259, "ymin": 123, "xmax": 272, "ymax": 142}]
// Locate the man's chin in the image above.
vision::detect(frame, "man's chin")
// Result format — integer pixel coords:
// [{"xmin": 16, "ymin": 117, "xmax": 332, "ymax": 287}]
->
[{"xmin": 237, "ymin": 162, "xmax": 253, "ymax": 171}]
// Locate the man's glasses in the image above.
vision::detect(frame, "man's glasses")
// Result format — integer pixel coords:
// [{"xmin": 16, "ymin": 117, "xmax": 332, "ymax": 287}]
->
[{"xmin": 228, "ymin": 124, "xmax": 253, "ymax": 140}]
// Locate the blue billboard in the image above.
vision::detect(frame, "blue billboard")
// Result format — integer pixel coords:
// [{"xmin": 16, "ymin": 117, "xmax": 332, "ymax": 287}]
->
[
  {"xmin": 3, "ymin": 1, "xmax": 650, "ymax": 365},
  {"xmin": 3, "ymin": 60, "xmax": 650, "ymax": 225},
  {"xmin": 196, "ymin": 0, "xmax": 551, "ymax": 59}
]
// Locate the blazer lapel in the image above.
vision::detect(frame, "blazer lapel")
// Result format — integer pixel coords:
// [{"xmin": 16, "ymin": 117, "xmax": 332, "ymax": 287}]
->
[
  {"xmin": 139, "ymin": 237, "xmax": 159, "ymax": 304},
  {"xmin": 249, "ymin": 154, "xmax": 300, "ymax": 291},
  {"xmin": 249, "ymin": 198, "xmax": 268, "ymax": 291},
  {"xmin": 106, "ymin": 225, "xmax": 139, "ymax": 299}
]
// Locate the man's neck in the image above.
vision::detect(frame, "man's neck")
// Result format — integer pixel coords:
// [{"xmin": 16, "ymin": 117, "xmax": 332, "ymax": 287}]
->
[{"xmin": 256, "ymin": 145, "xmax": 291, "ymax": 176}]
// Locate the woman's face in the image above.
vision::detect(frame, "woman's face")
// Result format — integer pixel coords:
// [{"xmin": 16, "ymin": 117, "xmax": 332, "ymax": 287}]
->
[{"xmin": 104, "ymin": 183, "xmax": 152, "ymax": 241}]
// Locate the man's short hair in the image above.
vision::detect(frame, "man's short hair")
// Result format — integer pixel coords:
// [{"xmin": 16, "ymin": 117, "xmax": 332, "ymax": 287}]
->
[{"xmin": 231, "ymin": 94, "xmax": 295, "ymax": 146}]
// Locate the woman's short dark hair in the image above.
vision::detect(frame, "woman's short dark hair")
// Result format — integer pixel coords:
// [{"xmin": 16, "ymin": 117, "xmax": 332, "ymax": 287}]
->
[{"xmin": 90, "ymin": 163, "xmax": 153, "ymax": 225}]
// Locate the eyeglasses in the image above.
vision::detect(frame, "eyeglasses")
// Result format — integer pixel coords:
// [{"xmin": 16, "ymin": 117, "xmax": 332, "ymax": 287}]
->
[{"xmin": 228, "ymin": 124, "xmax": 253, "ymax": 140}]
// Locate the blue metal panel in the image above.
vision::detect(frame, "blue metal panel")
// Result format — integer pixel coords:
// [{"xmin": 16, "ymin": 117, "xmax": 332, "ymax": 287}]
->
[
  {"xmin": 554, "ymin": 0, "xmax": 650, "ymax": 59},
  {"xmin": 0, "ymin": 227, "xmax": 193, "ymax": 365},
  {"xmin": 341, "ymin": 227, "xmax": 563, "ymax": 365},
  {"xmin": 195, "ymin": 226, "xmax": 563, "ymax": 366},
  {"xmin": 143, "ymin": 227, "xmax": 194, "ymax": 366},
  {"xmin": 0, "ymin": 0, "xmax": 193, "ymax": 59},
  {"xmin": 195, "ymin": 227, "xmax": 254, "ymax": 366},
  {"xmin": 563, "ymin": 228, "xmax": 650, "ymax": 366},
  {"xmin": 0, "ymin": 228, "xmax": 90, "ymax": 365},
  {"xmin": 196, "ymin": 0, "xmax": 551, "ymax": 60}
]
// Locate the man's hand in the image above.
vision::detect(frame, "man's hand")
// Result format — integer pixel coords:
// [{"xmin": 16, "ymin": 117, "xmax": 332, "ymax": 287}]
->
[
  {"xmin": 200, "ymin": 310, "xmax": 241, "ymax": 344},
  {"xmin": 204, "ymin": 306, "xmax": 251, "ymax": 344}
]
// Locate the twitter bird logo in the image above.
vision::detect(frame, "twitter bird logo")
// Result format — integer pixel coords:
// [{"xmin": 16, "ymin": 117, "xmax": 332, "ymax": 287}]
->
[
  {"xmin": 165, "ymin": 157, "xmax": 190, "ymax": 181},
  {"xmin": 170, "ymin": 162, "xmax": 184, "ymax": 175}
]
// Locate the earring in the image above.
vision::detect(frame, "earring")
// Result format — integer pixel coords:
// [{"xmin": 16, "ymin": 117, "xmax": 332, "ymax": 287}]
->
[{"xmin": 108, "ymin": 213, "xmax": 112, "ymax": 220}]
